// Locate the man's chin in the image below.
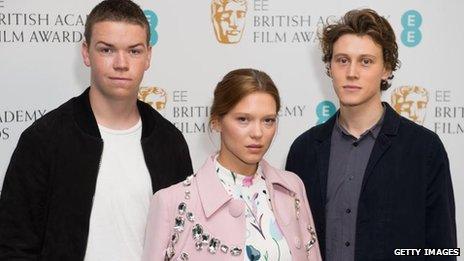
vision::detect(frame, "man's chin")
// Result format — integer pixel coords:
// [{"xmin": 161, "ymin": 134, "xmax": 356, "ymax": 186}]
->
[
  {"xmin": 338, "ymin": 95, "xmax": 380, "ymax": 109},
  {"xmin": 339, "ymin": 99, "xmax": 361, "ymax": 107},
  {"xmin": 103, "ymin": 88, "xmax": 139, "ymax": 101}
]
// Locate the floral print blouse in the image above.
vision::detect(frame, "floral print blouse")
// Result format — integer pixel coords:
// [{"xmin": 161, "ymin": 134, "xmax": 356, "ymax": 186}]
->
[{"xmin": 215, "ymin": 159, "xmax": 292, "ymax": 261}]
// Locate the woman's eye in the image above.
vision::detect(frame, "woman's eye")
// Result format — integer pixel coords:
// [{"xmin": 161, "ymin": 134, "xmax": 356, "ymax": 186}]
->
[{"xmin": 237, "ymin": 117, "xmax": 248, "ymax": 123}]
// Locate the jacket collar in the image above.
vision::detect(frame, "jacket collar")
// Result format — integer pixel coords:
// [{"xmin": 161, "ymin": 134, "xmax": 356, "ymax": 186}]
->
[
  {"xmin": 315, "ymin": 112, "xmax": 337, "ymax": 142},
  {"xmin": 360, "ymin": 103, "xmax": 400, "ymax": 193},
  {"xmin": 379, "ymin": 102, "xmax": 400, "ymax": 136},
  {"xmin": 195, "ymin": 155, "xmax": 296, "ymax": 218},
  {"xmin": 72, "ymin": 87, "xmax": 158, "ymax": 139},
  {"xmin": 260, "ymin": 160, "xmax": 297, "ymax": 195},
  {"xmin": 315, "ymin": 101, "xmax": 399, "ymax": 141}
]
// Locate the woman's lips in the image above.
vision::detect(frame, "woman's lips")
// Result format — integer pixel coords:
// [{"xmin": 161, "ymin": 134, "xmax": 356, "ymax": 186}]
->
[{"xmin": 246, "ymin": 144, "xmax": 263, "ymax": 153}]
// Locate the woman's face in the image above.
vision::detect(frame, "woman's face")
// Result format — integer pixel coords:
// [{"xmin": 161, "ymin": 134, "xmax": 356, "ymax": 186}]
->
[{"xmin": 215, "ymin": 92, "xmax": 277, "ymax": 175}]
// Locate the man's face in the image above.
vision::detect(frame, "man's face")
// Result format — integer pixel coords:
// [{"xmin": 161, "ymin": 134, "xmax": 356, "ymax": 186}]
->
[
  {"xmin": 329, "ymin": 34, "xmax": 390, "ymax": 109},
  {"xmin": 212, "ymin": 1, "xmax": 247, "ymax": 43},
  {"xmin": 82, "ymin": 21, "xmax": 152, "ymax": 101},
  {"xmin": 392, "ymin": 86, "xmax": 428, "ymax": 124}
]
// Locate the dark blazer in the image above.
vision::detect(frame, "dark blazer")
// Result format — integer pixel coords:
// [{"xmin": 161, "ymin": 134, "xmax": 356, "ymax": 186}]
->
[
  {"xmin": 0, "ymin": 88, "xmax": 193, "ymax": 261},
  {"xmin": 286, "ymin": 103, "xmax": 456, "ymax": 260}
]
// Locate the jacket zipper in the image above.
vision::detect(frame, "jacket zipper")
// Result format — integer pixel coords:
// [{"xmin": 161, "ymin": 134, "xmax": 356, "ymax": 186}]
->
[
  {"xmin": 91, "ymin": 141, "xmax": 104, "ymax": 208},
  {"xmin": 81, "ymin": 140, "xmax": 104, "ymax": 260}
]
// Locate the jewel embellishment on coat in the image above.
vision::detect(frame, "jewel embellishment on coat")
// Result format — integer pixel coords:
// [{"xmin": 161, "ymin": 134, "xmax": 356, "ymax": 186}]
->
[
  {"xmin": 220, "ymin": 245, "xmax": 229, "ymax": 253},
  {"xmin": 179, "ymin": 252, "xmax": 189, "ymax": 260},
  {"xmin": 305, "ymin": 225, "xmax": 317, "ymax": 255},
  {"xmin": 294, "ymin": 197, "xmax": 300, "ymax": 220},
  {"xmin": 186, "ymin": 212, "xmax": 195, "ymax": 222},
  {"xmin": 178, "ymin": 202, "xmax": 187, "ymax": 215},
  {"xmin": 192, "ymin": 224, "xmax": 203, "ymax": 241},
  {"xmin": 195, "ymin": 241, "xmax": 203, "ymax": 251},
  {"xmin": 208, "ymin": 238, "xmax": 221, "ymax": 254},
  {"xmin": 183, "ymin": 175, "xmax": 193, "ymax": 186},
  {"xmin": 174, "ymin": 216, "xmax": 185, "ymax": 232},
  {"xmin": 201, "ymin": 233, "xmax": 210, "ymax": 245},
  {"xmin": 230, "ymin": 246, "xmax": 243, "ymax": 256},
  {"xmin": 165, "ymin": 245, "xmax": 175, "ymax": 260},
  {"xmin": 164, "ymin": 175, "xmax": 243, "ymax": 260},
  {"xmin": 184, "ymin": 190, "xmax": 191, "ymax": 200},
  {"xmin": 171, "ymin": 232, "xmax": 179, "ymax": 244}
]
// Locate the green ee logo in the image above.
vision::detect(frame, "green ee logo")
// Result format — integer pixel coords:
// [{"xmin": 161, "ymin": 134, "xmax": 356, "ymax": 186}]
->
[
  {"xmin": 316, "ymin": 101, "xmax": 336, "ymax": 125},
  {"xmin": 401, "ymin": 10, "xmax": 422, "ymax": 47},
  {"xmin": 144, "ymin": 10, "xmax": 158, "ymax": 46}
]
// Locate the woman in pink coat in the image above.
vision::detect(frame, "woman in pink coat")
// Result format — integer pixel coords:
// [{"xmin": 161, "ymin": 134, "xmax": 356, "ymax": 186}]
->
[{"xmin": 143, "ymin": 69, "xmax": 322, "ymax": 261}]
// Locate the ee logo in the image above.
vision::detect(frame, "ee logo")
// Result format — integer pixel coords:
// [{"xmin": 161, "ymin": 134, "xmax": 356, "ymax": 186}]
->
[
  {"xmin": 401, "ymin": 10, "xmax": 422, "ymax": 47},
  {"xmin": 144, "ymin": 10, "xmax": 158, "ymax": 46},
  {"xmin": 316, "ymin": 101, "xmax": 336, "ymax": 125}
]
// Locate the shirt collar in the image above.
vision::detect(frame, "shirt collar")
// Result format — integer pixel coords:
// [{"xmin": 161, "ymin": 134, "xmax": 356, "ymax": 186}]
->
[
  {"xmin": 195, "ymin": 155, "xmax": 297, "ymax": 218},
  {"xmin": 214, "ymin": 155, "xmax": 262, "ymax": 187},
  {"xmin": 335, "ymin": 104, "xmax": 386, "ymax": 140}
]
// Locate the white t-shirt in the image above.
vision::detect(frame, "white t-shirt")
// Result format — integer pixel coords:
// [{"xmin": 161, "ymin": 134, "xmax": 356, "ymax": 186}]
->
[{"xmin": 84, "ymin": 119, "xmax": 152, "ymax": 261}]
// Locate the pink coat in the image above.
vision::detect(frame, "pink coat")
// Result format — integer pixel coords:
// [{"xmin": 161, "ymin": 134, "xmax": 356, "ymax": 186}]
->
[{"xmin": 142, "ymin": 155, "xmax": 322, "ymax": 261}]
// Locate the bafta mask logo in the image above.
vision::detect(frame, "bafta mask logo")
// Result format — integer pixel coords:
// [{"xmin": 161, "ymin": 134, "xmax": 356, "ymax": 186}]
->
[
  {"xmin": 211, "ymin": 0, "xmax": 248, "ymax": 44},
  {"xmin": 391, "ymin": 86, "xmax": 429, "ymax": 125},
  {"xmin": 138, "ymin": 86, "xmax": 167, "ymax": 111}
]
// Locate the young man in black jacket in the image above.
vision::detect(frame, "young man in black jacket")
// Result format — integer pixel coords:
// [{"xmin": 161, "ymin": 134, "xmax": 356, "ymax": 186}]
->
[
  {"xmin": 0, "ymin": 0, "xmax": 193, "ymax": 260},
  {"xmin": 286, "ymin": 9, "xmax": 456, "ymax": 261}
]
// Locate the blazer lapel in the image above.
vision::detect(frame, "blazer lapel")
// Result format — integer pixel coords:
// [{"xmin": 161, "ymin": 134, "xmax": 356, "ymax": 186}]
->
[
  {"xmin": 315, "ymin": 115, "xmax": 336, "ymax": 206},
  {"xmin": 360, "ymin": 134, "xmax": 391, "ymax": 192},
  {"xmin": 360, "ymin": 103, "xmax": 400, "ymax": 193}
]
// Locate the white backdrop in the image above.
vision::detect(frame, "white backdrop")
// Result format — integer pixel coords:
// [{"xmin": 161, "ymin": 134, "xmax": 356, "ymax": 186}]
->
[{"xmin": 1, "ymin": 0, "xmax": 463, "ymax": 253}]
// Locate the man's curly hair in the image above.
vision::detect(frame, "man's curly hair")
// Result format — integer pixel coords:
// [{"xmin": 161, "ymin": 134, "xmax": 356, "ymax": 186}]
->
[{"xmin": 320, "ymin": 9, "xmax": 400, "ymax": 90}]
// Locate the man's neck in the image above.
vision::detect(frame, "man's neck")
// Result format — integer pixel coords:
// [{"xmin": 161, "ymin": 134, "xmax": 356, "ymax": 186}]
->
[
  {"xmin": 338, "ymin": 99, "xmax": 384, "ymax": 139},
  {"xmin": 89, "ymin": 87, "xmax": 140, "ymax": 130}
]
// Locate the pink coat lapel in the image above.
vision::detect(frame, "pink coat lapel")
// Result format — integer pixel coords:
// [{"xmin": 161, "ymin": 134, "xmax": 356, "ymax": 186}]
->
[{"xmin": 195, "ymin": 155, "xmax": 232, "ymax": 218}]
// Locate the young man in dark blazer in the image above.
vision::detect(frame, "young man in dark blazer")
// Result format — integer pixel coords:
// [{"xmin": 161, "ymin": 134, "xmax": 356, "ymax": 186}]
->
[
  {"xmin": 286, "ymin": 9, "xmax": 456, "ymax": 261},
  {"xmin": 0, "ymin": 0, "xmax": 193, "ymax": 260}
]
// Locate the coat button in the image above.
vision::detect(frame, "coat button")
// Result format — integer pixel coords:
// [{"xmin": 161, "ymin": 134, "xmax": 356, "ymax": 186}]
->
[
  {"xmin": 295, "ymin": 237, "xmax": 301, "ymax": 249},
  {"xmin": 229, "ymin": 199, "xmax": 244, "ymax": 217}
]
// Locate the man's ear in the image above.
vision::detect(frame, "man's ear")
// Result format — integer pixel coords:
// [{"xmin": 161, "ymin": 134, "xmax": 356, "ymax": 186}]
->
[
  {"xmin": 382, "ymin": 67, "xmax": 392, "ymax": 81},
  {"xmin": 82, "ymin": 41, "xmax": 91, "ymax": 67},
  {"xmin": 145, "ymin": 45, "xmax": 152, "ymax": 71},
  {"xmin": 327, "ymin": 63, "xmax": 332, "ymax": 78}
]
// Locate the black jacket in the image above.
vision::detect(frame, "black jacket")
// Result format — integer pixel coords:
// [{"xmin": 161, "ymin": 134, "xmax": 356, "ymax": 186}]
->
[
  {"xmin": 286, "ymin": 103, "xmax": 456, "ymax": 260},
  {"xmin": 0, "ymin": 88, "xmax": 193, "ymax": 261}
]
